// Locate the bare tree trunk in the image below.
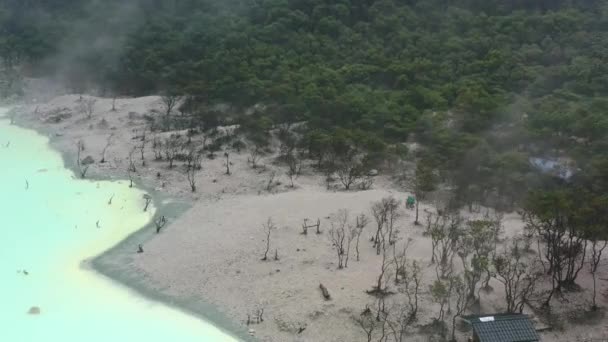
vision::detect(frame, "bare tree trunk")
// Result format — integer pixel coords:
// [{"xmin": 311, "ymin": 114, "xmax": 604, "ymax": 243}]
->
[
  {"xmin": 415, "ymin": 200, "xmax": 420, "ymax": 225},
  {"xmin": 356, "ymin": 230, "xmax": 362, "ymax": 261},
  {"xmin": 593, "ymin": 271, "xmax": 598, "ymax": 310},
  {"xmin": 100, "ymin": 133, "xmax": 114, "ymax": 163},
  {"xmin": 224, "ymin": 152, "xmax": 231, "ymax": 175},
  {"xmin": 139, "ymin": 129, "xmax": 147, "ymax": 166},
  {"xmin": 143, "ymin": 196, "xmax": 152, "ymax": 211},
  {"xmin": 261, "ymin": 218, "xmax": 274, "ymax": 261},
  {"xmin": 76, "ymin": 140, "xmax": 89, "ymax": 178}
]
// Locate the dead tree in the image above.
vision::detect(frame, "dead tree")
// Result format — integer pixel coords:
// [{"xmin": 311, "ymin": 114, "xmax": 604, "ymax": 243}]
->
[
  {"xmin": 493, "ymin": 240, "xmax": 540, "ymax": 313},
  {"xmin": 185, "ymin": 145, "xmax": 195, "ymax": 169},
  {"xmin": 450, "ymin": 276, "xmax": 469, "ymax": 342},
  {"xmin": 186, "ymin": 152, "xmax": 201, "ymax": 192},
  {"xmin": 76, "ymin": 140, "xmax": 89, "ymax": 178},
  {"xmin": 371, "ymin": 197, "xmax": 401, "ymax": 255},
  {"xmin": 265, "ymin": 171, "xmax": 277, "ymax": 192},
  {"xmin": 426, "ymin": 211, "xmax": 440, "ymax": 259},
  {"xmin": 392, "ymin": 239, "xmax": 411, "ymax": 284},
  {"xmin": 590, "ymin": 239, "xmax": 608, "ymax": 310},
  {"xmin": 249, "ymin": 145, "xmax": 263, "ymax": 169},
  {"xmin": 224, "ymin": 152, "xmax": 231, "ymax": 175},
  {"xmin": 154, "ymin": 215, "xmax": 167, "ymax": 233},
  {"xmin": 329, "ymin": 209, "xmax": 349, "ymax": 269},
  {"xmin": 161, "ymin": 94, "xmax": 181, "ymax": 117},
  {"xmin": 80, "ymin": 97, "xmax": 96, "ymax": 119},
  {"xmin": 139, "ymin": 128, "xmax": 147, "ymax": 166},
  {"xmin": 385, "ymin": 197, "xmax": 401, "ymax": 245},
  {"xmin": 481, "ymin": 212, "xmax": 504, "ymax": 289},
  {"xmin": 127, "ymin": 169, "xmax": 134, "ymax": 187},
  {"xmin": 143, "ymin": 194, "xmax": 152, "ymax": 212},
  {"xmin": 128, "ymin": 146, "xmax": 137, "ymax": 173},
  {"xmin": 152, "ymin": 135, "xmax": 163, "ymax": 160},
  {"xmin": 402, "ymin": 260, "xmax": 422, "ymax": 319},
  {"xmin": 369, "ymin": 222, "xmax": 393, "ymax": 296},
  {"xmin": 335, "ymin": 154, "xmax": 364, "ymax": 190},
  {"xmin": 261, "ymin": 217, "xmax": 275, "ymax": 261},
  {"xmin": 355, "ymin": 214, "xmax": 369, "ymax": 261},
  {"xmin": 374, "ymin": 297, "xmax": 390, "ymax": 340},
  {"xmin": 428, "ymin": 211, "xmax": 462, "ymax": 278},
  {"xmin": 100, "ymin": 133, "xmax": 114, "ymax": 163},
  {"xmin": 345, "ymin": 222, "xmax": 358, "ymax": 268},
  {"xmin": 128, "ymin": 147, "xmax": 137, "ymax": 187},
  {"xmin": 386, "ymin": 302, "xmax": 416, "ymax": 342},
  {"xmin": 286, "ymin": 152, "xmax": 302, "ymax": 188},
  {"xmin": 322, "ymin": 159, "xmax": 336, "ymax": 190},
  {"xmin": 355, "ymin": 305, "xmax": 378, "ymax": 342},
  {"xmin": 371, "ymin": 200, "xmax": 387, "ymax": 255},
  {"xmin": 163, "ymin": 134, "xmax": 183, "ymax": 169}
]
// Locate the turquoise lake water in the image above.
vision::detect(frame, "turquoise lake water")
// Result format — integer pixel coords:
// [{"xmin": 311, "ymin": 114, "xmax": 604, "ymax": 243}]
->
[{"xmin": 0, "ymin": 107, "xmax": 238, "ymax": 342}]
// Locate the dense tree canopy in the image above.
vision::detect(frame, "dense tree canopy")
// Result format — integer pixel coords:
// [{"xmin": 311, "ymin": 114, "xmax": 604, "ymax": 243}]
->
[{"xmin": 2, "ymin": 0, "xmax": 607, "ymax": 208}]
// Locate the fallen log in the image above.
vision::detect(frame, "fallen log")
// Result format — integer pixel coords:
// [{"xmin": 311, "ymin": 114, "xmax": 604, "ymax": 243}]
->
[{"xmin": 319, "ymin": 283, "xmax": 331, "ymax": 300}]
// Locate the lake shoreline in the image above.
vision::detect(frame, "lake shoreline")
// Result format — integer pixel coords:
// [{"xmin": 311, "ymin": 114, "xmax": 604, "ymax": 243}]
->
[
  {"xmin": 8, "ymin": 105, "xmax": 251, "ymax": 342},
  {"xmin": 7, "ymin": 94, "xmax": 604, "ymax": 342}
]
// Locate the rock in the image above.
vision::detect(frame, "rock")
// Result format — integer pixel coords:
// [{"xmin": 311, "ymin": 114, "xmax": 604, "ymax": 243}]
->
[
  {"xmin": 248, "ymin": 328, "xmax": 255, "ymax": 335},
  {"xmin": 368, "ymin": 169, "xmax": 379, "ymax": 176},
  {"xmin": 81, "ymin": 156, "xmax": 95, "ymax": 165},
  {"xmin": 28, "ymin": 306, "xmax": 41, "ymax": 315}
]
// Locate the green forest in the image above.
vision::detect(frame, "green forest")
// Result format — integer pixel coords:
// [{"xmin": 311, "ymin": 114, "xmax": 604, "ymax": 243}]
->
[{"xmin": 1, "ymin": 0, "xmax": 607, "ymax": 218}]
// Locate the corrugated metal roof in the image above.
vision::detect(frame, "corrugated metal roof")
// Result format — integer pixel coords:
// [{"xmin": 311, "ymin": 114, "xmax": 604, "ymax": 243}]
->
[{"xmin": 466, "ymin": 314, "xmax": 540, "ymax": 342}]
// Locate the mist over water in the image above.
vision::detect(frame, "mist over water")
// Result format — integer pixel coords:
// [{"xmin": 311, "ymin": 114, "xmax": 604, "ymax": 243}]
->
[{"xmin": 0, "ymin": 108, "xmax": 237, "ymax": 342}]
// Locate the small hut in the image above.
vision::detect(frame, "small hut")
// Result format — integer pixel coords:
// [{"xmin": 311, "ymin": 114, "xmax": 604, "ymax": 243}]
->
[{"xmin": 463, "ymin": 313, "xmax": 540, "ymax": 342}]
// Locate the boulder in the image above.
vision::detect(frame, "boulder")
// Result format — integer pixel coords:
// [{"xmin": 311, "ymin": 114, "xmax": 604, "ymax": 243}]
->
[{"xmin": 28, "ymin": 306, "xmax": 41, "ymax": 315}]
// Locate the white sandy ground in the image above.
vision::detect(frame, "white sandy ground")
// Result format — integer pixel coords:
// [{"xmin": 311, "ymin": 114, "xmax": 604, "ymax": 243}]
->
[{"xmin": 12, "ymin": 94, "xmax": 608, "ymax": 342}]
